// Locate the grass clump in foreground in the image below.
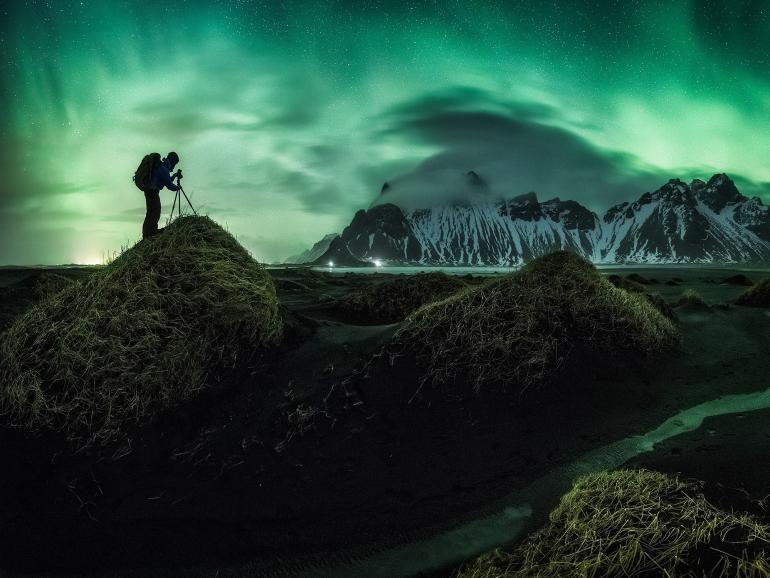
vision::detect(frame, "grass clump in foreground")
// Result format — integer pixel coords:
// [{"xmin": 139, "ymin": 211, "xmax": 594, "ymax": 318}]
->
[
  {"xmin": 458, "ymin": 469, "xmax": 770, "ymax": 578},
  {"xmin": 0, "ymin": 216, "xmax": 282, "ymax": 445},
  {"xmin": 395, "ymin": 251, "xmax": 679, "ymax": 394},
  {"xmin": 337, "ymin": 272, "xmax": 467, "ymax": 323},
  {"xmin": 736, "ymin": 279, "xmax": 770, "ymax": 307}
]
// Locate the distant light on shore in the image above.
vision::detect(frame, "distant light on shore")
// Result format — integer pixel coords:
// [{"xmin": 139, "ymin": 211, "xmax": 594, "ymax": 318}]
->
[
  {"xmin": 328, "ymin": 261, "xmax": 334, "ymax": 267},
  {"xmin": 78, "ymin": 255, "xmax": 103, "ymax": 266},
  {"xmin": 374, "ymin": 259, "xmax": 382, "ymax": 267}
]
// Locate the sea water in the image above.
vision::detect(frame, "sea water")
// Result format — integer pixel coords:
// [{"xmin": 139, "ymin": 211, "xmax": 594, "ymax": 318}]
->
[{"xmin": 282, "ymin": 263, "xmax": 770, "ymax": 276}]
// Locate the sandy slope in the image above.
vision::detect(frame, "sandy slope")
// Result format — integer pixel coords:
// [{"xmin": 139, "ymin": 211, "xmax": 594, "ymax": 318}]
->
[{"xmin": 0, "ymin": 266, "xmax": 769, "ymax": 576}]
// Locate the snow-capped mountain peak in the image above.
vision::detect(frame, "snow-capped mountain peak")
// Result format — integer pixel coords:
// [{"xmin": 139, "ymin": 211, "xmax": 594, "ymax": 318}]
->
[{"xmin": 289, "ymin": 172, "xmax": 770, "ymax": 265}]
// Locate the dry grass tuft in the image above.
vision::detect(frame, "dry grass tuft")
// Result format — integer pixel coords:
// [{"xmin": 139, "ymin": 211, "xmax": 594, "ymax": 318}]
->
[
  {"xmin": 338, "ymin": 272, "xmax": 467, "ymax": 323},
  {"xmin": 0, "ymin": 216, "xmax": 282, "ymax": 445},
  {"xmin": 677, "ymin": 288, "xmax": 710, "ymax": 308},
  {"xmin": 458, "ymin": 469, "xmax": 770, "ymax": 578},
  {"xmin": 395, "ymin": 251, "xmax": 679, "ymax": 394},
  {"xmin": 607, "ymin": 274, "xmax": 676, "ymax": 320},
  {"xmin": 736, "ymin": 279, "xmax": 770, "ymax": 307}
]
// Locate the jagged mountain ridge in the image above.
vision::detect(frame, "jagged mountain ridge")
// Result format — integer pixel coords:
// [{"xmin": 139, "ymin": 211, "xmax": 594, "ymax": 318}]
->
[
  {"xmin": 601, "ymin": 175, "xmax": 770, "ymax": 263},
  {"xmin": 285, "ymin": 233, "xmax": 339, "ymax": 264},
  {"xmin": 290, "ymin": 173, "xmax": 770, "ymax": 265}
]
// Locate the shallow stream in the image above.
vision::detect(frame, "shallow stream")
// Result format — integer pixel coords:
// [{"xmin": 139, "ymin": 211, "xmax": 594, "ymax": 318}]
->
[{"xmin": 302, "ymin": 385, "xmax": 770, "ymax": 577}]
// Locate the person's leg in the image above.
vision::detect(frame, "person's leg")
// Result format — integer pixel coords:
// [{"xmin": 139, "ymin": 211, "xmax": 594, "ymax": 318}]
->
[{"xmin": 142, "ymin": 189, "xmax": 161, "ymax": 238}]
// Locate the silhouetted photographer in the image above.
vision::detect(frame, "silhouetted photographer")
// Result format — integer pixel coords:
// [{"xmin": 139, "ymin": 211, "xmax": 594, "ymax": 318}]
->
[{"xmin": 133, "ymin": 151, "xmax": 181, "ymax": 238}]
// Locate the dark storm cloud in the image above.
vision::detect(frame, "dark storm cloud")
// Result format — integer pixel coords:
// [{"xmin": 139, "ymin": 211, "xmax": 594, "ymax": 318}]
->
[
  {"xmin": 374, "ymin": 92, "xmax": 677, "ymax": 211},
  {"xmin": 376, "ymin": 88, "xmax": 770, "ymax": 211},
  {"xmin": 379, "ymin": 86, "xmax": 557, "ymax": 125},
  {"xmin": 356, "ymin": 158, "xmax": 428, "ymax": 199}
]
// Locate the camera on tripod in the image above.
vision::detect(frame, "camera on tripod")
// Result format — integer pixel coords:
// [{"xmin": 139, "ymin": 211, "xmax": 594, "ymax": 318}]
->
[{"xmin": 167, "ymin": 168, "xmax": 197, "ymax": 224}]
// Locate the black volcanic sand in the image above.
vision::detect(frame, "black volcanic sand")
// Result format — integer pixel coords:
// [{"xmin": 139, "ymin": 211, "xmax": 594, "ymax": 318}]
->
[
  {"xmin": 1, "ymin": 265, "xmax": 770, "ymax": 577},
  {"xmin": 628, "ymin": 407, "xmax": 770, "ymax": 511}
]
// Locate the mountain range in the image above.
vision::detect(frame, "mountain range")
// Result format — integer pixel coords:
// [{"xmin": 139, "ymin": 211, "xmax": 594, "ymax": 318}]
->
[{"xmin": 286, "ymin": 173, "xmax": 770, "ymax": 265}]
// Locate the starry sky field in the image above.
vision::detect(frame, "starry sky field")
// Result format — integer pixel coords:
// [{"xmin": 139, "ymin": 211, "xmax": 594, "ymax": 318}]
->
[{"xmin": 2, "ymin": 1, "xmax": 769, "ymax": 264}]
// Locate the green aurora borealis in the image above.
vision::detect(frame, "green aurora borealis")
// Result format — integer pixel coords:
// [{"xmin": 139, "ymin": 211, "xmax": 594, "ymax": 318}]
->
[{"xmin": 1, "ymin": 1, "xmax": 770, "ymax": 264}]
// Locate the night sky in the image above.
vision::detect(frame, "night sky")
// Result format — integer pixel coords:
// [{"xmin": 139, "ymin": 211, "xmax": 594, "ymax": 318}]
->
[{"xmin": 2, "ymin": 1, "xmax": 769, "ymax": 265}]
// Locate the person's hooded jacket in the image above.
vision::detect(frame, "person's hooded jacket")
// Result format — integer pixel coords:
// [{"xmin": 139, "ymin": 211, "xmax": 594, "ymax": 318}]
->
[{"xmin": 151, "ymin": 158, "xmax": 180, "ymax": 191}]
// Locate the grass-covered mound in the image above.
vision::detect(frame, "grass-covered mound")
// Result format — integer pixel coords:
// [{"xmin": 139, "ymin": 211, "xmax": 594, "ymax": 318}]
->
[
  {"xmin": 337, "ymin": 272, "xmax": 467, "ymax": 324},
  {"xmin": 395, "ymin": 251, "xmax": 679, "ymax": 393},
  {"xmin": 677, "ymin": 288, "xmax": 711, "ymax": 310},
  {"xmin": 736, "ymin": 279, "xmax": 770, "ymax": 307},
  {"xmin": 458, "ymin": 469, "xmax": 770, "ymax": 578},
  {"xmin": 0, "ymin": 216, "xmax": 282, "ymax": 444},
  {"xmin": 722, "ymin": 273, "xmax": 755, "ymax": 286}
]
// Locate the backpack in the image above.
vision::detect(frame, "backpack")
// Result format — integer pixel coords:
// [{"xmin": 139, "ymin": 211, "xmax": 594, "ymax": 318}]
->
[{"xmin": 133, "ymin": 152, "xmax": 162, "ymax": 191}]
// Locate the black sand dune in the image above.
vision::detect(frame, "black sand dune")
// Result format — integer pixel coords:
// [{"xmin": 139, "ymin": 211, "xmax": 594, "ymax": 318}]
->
[
  {"xmin": 0, "ymin": 248, "xmax": 769, "ymax": 576},
  {"xmin": 737, "ymin": 278, "xmax": 770, "ymax": 307}
]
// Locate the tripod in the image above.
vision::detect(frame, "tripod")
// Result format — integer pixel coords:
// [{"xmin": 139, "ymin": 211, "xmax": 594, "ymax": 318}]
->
[{"xmin": 168, "ymin": 173, "xmax": 197, "ymax": 224}]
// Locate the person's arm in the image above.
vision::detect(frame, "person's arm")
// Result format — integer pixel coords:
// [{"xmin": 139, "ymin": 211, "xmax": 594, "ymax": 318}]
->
[{"xmin": 157, "ymin": 166, "xmax": 180, "ymax": 191}]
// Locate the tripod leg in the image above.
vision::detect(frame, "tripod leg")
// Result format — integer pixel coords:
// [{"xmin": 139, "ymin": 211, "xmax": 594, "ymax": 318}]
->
[
  {"xmin": 169, "ymin": 190, "xmax": 178, "ymax": 225},
  {"xmin": 179, "ymin": 186, "xmax": 198, "ymax": 216}
]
